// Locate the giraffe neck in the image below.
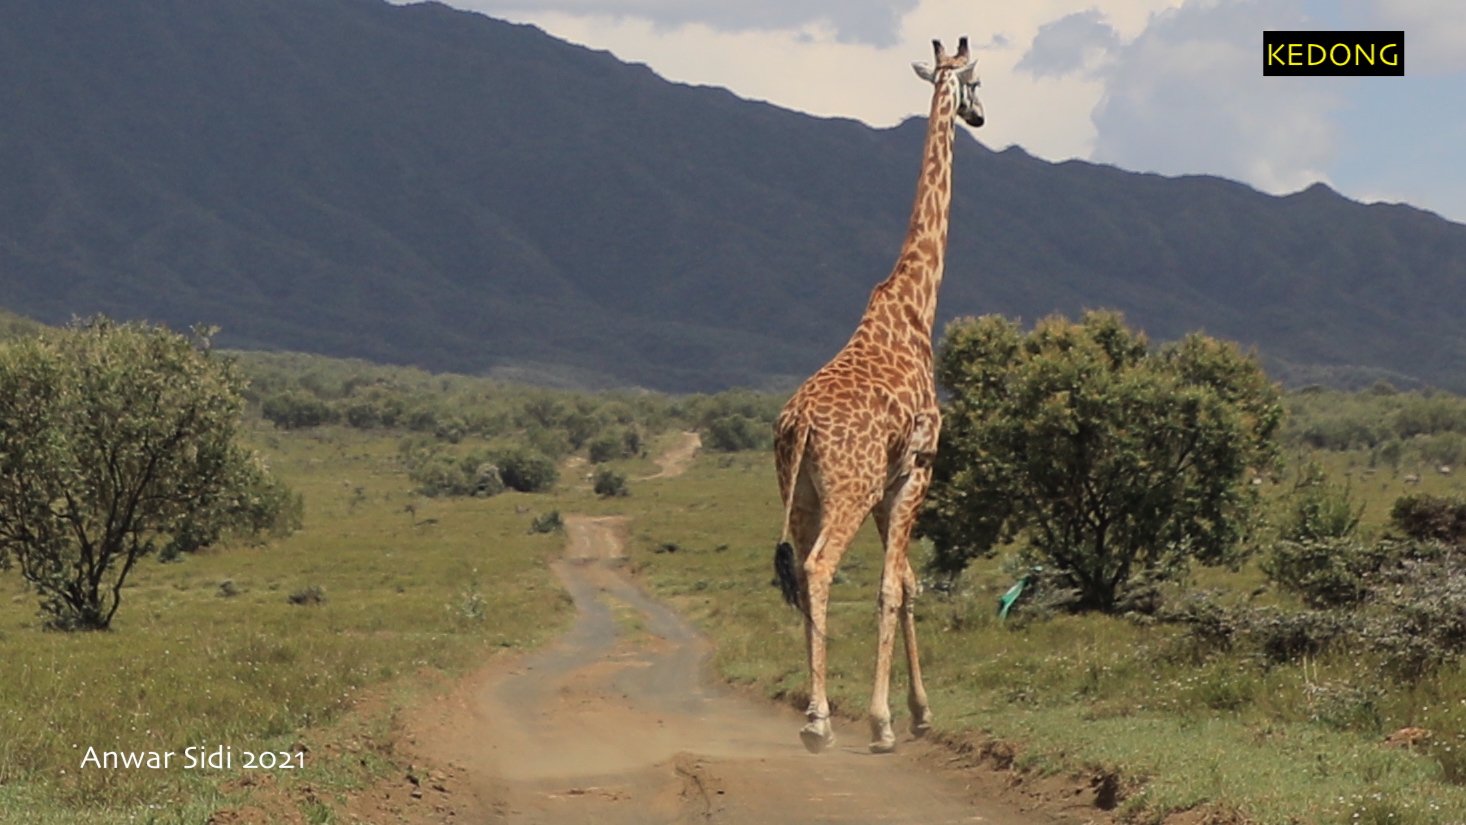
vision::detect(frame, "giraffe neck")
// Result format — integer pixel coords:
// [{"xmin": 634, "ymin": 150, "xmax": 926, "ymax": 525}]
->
[{"xmin": 861, "ymin": 75, "xmax": 959, "ymax": 346}]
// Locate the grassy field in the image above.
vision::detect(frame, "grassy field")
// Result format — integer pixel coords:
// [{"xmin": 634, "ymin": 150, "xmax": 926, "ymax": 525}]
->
[
  {"xmin": 0, "ymin": 425, "xmax": 574, "ymax": 823},
  {"xmin": 2, "ymin": 414, "xmax": 1465, "ymax": 823}
]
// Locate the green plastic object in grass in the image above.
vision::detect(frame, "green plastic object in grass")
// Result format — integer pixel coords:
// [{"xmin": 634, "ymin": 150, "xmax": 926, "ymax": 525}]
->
[{"xmin": 997, "ymin": 567, "xmax": 1042, "ymax": 620}]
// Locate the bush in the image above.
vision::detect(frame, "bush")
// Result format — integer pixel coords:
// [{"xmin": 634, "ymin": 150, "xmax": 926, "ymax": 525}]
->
[
  {"xmin": 530, "ymin": 511, "xmax": 564, "ymax": 534},
  {"xmin": 261, "ymin": 390, "xmax": 336, "ymax": 429},
  {"xmin": 1277, "ymin": 461, "xmax": 1362, "ymax": 544},
  {"xmin": 1246, "ymin": 607, "xmax": 1356, "ymax": 664},
  {"xmin": 1261, "ymin": 537, "xmax": 1391, "ymax": 609},
  {"xmin": 494, "ymin": 447, "xmax": 558, "ymax": 492},
  {"xmin": 287, "ymin": 585, "xmax": 327, "ymax": 606},
  {"xmin": 588, "ymin": 427, "xmax": 641, "ymax": 463},
  {"xmin": 1164, "ymin": 598, "xmax": 1355, "ymax": 665},
  {"xmin": 1361, "ymin": 556, "xmax": 1466, "ymax": 679},
  {"xmin": 403, "ymin": 448, "xmax": 504, "ymax": 498},
  {"xmin": 1174, "ymin": 549, "xmax": 1466, "ymax": 679},
  {"xmin": 1163, "ymin": 592, "xmax": 1245, "ymax": 657},
  {"xmin": 1390, "ymin": 493, "xmax": 1466, "ymax": 545},
  {"xmin": 703, "ymin": 414, "xmax": 770, "ymax": 452},
  {"xmin": 593, "ymin": 468, "xmax": 629, "ymax": 498}
]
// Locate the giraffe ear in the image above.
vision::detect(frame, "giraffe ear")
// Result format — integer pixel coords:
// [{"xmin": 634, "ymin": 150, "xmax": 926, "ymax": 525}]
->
[
  {"xmin": 957, "ymin": 61, "xmax": 980, "ymax": 85},
  {"xmin": 912, "ymin": 62, "xmax": 936, "ymax": 82}
]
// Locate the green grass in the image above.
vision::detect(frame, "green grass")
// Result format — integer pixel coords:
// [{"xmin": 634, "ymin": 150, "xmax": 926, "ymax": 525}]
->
[
  {"xmin": 581, "ymin": 448, "xmax": 1466, "ymax": 825},
  {"xmin": 0, "ymin": 425, "xmax": 572, "ymax": 823}
]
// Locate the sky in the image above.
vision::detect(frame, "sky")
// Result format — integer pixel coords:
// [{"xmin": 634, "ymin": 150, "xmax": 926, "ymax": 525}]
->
[{"xmin": 400, "ymin": 0, "xmax": 1465, "ymax": 224}]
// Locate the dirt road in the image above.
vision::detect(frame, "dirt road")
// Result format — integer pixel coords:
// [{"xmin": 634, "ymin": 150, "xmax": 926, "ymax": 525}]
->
[
  {"xmin": 404, "ymin": 516, "xmax": 1068, "ymax": 825},
  {"xmin": 638, "ymin": 432, "xmax": 702, "ymax": 480}
]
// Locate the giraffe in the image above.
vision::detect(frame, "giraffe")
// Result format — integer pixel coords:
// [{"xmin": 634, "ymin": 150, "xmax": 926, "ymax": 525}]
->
[{"xmin": 772, "ymin": 36, "xmax": 984, "ymax": 755}]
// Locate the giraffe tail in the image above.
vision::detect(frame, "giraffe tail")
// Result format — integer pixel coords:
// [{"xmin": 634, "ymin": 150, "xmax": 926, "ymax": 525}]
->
[
  {"xmin": 774, "ymin": 542, "xmax": 801, "ymax": 609},
  {"xmin": 773, "ymin": 421, "xmax": 811, "ymax": 610}
]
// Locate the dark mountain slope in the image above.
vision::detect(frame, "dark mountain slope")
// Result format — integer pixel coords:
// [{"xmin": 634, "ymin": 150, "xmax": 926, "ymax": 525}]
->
[{"xmin": 1, "ymin": 0, "xmax": 1463, "ymax": 391}]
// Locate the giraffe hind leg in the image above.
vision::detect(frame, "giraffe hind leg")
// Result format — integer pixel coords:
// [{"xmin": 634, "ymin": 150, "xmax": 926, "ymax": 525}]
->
[
  {"xmin": 798, "ymin": 498, "xmax": 864, "ymax": 754},
  {"xmin": 869, "ymin": 463, "xmax": 935, "ymax": 753},
  {"xmin": 901, "ymin": 556, "xmax": 932, "ymax": 737}
]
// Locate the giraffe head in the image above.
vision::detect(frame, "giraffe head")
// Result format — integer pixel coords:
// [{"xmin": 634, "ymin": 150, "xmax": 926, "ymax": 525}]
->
[{"xmin": 911, "ymin": 36, "xmax": 984, "ymax": 128}]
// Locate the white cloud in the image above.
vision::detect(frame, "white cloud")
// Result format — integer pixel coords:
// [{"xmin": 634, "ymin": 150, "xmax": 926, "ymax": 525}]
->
[
  {"xmin": 1088, "ymin": 0, "xmax": 1341, "ymax": 194},
  {"xmin": 1366, "ymin": 0, "xmax": 1466, "ymax": 73},
  {"xmin": 439, "ymin": 0, "xmax": 918, "ymax": 45},
  {"xmin": 1016, "ymin": 9, "xmax": 1121, "ymax": 78}
]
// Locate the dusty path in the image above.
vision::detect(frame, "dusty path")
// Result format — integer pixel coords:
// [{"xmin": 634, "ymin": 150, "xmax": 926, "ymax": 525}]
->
[
  {"xmin": 404, "ymin": 516, "xmax": 1065, "ymax": 825},
  {"xmin": 638, "ymin": 431, "xmax": 702, "ymax": 480}
]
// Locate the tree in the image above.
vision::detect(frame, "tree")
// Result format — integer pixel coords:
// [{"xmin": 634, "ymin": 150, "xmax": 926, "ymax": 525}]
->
[
  {"xmin": 0, "ymin": 319, "xmax": 295, "ymax": 629},
  {"xmin": 920, "ymin": 311, "xmax": 1281, "ymax": 611}
]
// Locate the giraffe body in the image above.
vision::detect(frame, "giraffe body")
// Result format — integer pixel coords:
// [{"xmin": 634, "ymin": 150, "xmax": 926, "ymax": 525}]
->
[{"xmin": 773, "ymin": 37, "xmax": 982, "ymax": 755}]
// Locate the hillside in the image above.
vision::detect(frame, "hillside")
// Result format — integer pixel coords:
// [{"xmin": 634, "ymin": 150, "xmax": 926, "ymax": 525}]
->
[
  {"xmin": 2, "ymin": 0, "xmax": 1464, "ymax": 391},
  {"xmin": 0, "ymin": 307, "xmax": 44, "ymax": 341}
]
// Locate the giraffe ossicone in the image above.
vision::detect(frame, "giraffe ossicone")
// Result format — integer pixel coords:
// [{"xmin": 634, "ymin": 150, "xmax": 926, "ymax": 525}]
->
[{"xmin": 772, "ymin": 36, "xmax": 983, "ymax": 755}]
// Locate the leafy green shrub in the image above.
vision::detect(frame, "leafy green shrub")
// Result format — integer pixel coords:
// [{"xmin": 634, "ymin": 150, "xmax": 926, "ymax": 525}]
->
[
  {"xmin": 1163, "ymin": 592, "xmax": 1245, "ymax": 657},
  {"xmin": 494, "ymin": 447, "xmax": 558, "ymax": 492},
  {"xmin": 530, "ymin": 510, "xmax": 564, "ymax": 534},
  {"xmin": 1276, "ymin": 461, "xmax": 1362, "ymax": 544},
  {"xmin": 287, "ymin": 585, "xmax": 327, "ymax": 606},
  {"xmin": 1169, "ymin": 602, "xmax": 1353, "ymax": 665},
  {"xmin": 432, "ymin": 416, "xmax": 467, "ymax": 444},
  {"xmin": 1360, "ymin": 557, "xmax": 1466, "ymax": 679},
  {"xmin": 407, "ymin": 454, "xmax": 464, "ymax": 497},
  {"xmin": 1261, "ymin": 464, "xmax": 1379, "ymax": 608},
  {"xmin": 703, "ymin": 414, "xmax": 769, "ymax": 452},
  {"xmin": 1175, "ymin": 550, "xmax": 1466, "ymax": 679},
  {"xmin": 587, "ymin": 427, "xmax": 643, "ymax": 463},
  {"xmin": 1414, "ymin": 432, "xmax": 1466, "ymax": 467},
  {"xmin": 231, "ymin": 464, "xmax": 306, "ymax": 540},
  {"xmin": 1245, "ymin": 607, "xmax": 1356, "ymax": 664},
  {"xmin": 1390, "ymin": 493, "xmax": 1466, "ymax": 545},
  {"xmin": 1261, "ymin": 537, "xmax": 1391, "ymax": 609},
  {"xmin": 343, "ymin": 392, "xmax": 405, "ymax": 429},
  {"xmin": 261, "ymin": 390, "xmax": 336, "ymax": 429},
  {"xmin": 593, "ymin": 468, "xmax": 629, "ymax": 498},
  {"xmin": 404, "ymin": 449, "xmax": 504, "ymax": 498}
]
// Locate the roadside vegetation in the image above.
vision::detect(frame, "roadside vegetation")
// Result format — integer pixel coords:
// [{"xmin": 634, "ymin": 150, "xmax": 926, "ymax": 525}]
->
[{"xmin": 2, "ymin": 311, "xmax": 1465, "ymax": 823}]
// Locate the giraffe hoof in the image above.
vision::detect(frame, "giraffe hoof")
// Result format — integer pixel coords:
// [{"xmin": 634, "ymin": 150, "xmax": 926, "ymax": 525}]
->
[
  {"xmin": 869, "ymin": 717, "xmax": 897, "ymax": 753},
  {"xmin": 910, "ymin": 708, "xmax": 933, "ymax": 738},
  {"xmin": 799, "ymin": 719, "xmax": 836, "ymax": 754}
]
